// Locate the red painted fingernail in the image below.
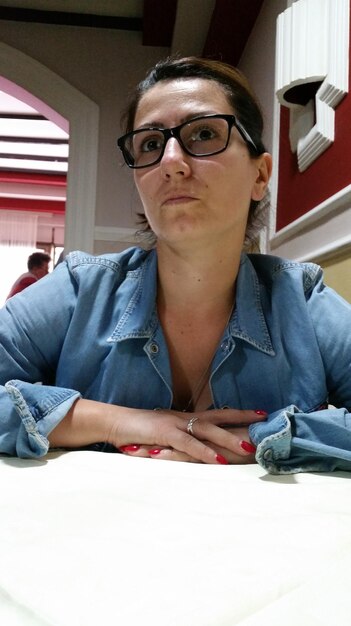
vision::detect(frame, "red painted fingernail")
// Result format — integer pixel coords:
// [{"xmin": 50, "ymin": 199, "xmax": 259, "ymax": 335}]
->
[
  {"xmin": 119, "ymin": 444, "xmax": 140, "ymax": 452},
  {"xmin": 240, "ymin": 441, "xmax": 256, "ymax": 454},
  {"xmin": 216, "ymin": 454, "xmax": 229, "ymax": 465},
  {"xmin": 255, "ymin": 410, "xmax": 268, "ymax": 416},
  {"xmin": 149, "ymin": 448, "xmax": 161, "ymax": 455}
]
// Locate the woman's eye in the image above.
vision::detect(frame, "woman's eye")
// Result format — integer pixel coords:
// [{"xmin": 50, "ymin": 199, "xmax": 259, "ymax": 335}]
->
[
  {"xmin": 191, "ymin": 126, "xmax": 217, "ymax": 142},
  {"xmin": 139, "ymin": 136, "xmax": 163, "ymax": 153}
]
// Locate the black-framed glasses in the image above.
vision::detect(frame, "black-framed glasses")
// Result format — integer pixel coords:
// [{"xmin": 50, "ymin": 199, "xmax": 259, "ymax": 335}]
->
[{"xmin": 117, "ymin": 114, "xmax": 259, "ymax": 169}]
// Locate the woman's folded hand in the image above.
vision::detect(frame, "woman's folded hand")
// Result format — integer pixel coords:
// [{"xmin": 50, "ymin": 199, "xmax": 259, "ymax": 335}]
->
[{"xmin": 115, "ymin": 407, "xmax": 267, "ymax": 465}]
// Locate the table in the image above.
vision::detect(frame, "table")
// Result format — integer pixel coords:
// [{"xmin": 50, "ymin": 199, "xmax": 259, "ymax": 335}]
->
[{"xmin": 1, "ymin": 451, "xmax": 351, "ymax": 625}]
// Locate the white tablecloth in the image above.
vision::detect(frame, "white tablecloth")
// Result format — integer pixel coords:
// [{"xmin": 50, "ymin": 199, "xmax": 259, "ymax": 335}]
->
[{"xmin": 1, "ymin": 451, "xmax": 351, "ymax": 625}]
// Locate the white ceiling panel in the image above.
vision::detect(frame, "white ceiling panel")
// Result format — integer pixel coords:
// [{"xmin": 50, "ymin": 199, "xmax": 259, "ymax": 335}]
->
[
  {"xmin": 0, "ymin": 118, "xmax": 68, "ymax": 140},
  {"xmin": 0, "ymin": 157, "xmax": 67, "ymax": 172},
  {"xmin": 0, "ymin": 141, "xmax": 69, "ymax": 158}
]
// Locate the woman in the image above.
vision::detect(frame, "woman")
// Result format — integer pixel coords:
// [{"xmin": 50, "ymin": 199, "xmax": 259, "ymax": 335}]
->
[{"xmin": 1, "ymin": 56, "xmax": 350, "ymax": 472}]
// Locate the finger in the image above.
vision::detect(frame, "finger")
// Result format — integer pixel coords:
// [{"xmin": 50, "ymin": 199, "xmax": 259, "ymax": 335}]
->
[
  {"xmin": 216, "ymin": 409, "xmax": 268, "ymax": 425},
  {"xmin": 119, "ymin": 444, "xmax": 200, "ymax": 464},
  {"xmin": 184, "ymin": 408, "xmax": 267, "ymax": 427},
  {"xmin": 165, "ymin": 429, "xmax": 231, "ymax": 465},
  {"xmin": 119, "ymin": 444, "xmax": 150, "ymax": 458},
  {"xmin": 119, "ymin": 444, "xmax": 190, "ymax": 461},
  {"xmin": 203, "ymin": 441, "xmax": 256, "ymax": 465},
  {"xmin": 148, "ymin": 448, "xmax": 198, "ymax": 463},
  {"xmin": 181, "ymin": 419, "xmax": 256, "ymax": 458},
  {"xmin": 150, "ymin": 444, "xmax": 256, "ymax": 465}
]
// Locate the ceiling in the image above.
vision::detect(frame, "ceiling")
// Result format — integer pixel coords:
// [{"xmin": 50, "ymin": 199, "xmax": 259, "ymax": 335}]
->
[
  {"xmin": 0, "ymin": 0, "xmax": 264, "ymax": 61},
  {"xmin": 0, "ymin": 0, "xmax": 264, "ymax": 180}
]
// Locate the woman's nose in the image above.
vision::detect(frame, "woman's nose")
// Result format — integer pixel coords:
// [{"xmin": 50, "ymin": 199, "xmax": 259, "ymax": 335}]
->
[{"xmin": 160, "ymin": 137, "xmax": 191, "ymax": 177}]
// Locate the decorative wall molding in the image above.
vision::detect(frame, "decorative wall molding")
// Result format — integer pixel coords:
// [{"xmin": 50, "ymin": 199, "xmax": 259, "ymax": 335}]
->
[
  {"xmin": 276, "ymin": 0, "xmax": 349, "ymax": 172},
  {"xmin": 269, "ymin": 184, "xmax": 351, "ymax": 262}
]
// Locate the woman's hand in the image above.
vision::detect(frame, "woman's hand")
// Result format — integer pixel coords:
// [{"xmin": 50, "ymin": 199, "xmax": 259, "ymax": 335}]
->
[
  {"xmin": 123, "ymin": 426, "xmax": 256, "ymax": 464},
  {"xmin": 115, "ymin": 408, "xmax": 266, "ymax": 465},
  {"xmin": 48, "ymin": 399, "xmax": 266, "ymax": 465}
]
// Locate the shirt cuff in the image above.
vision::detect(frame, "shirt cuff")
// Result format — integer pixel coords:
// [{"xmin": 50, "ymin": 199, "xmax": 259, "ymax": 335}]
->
[
  {"xmin": 249, "ymin": 404, "xmax": 351, "ymax": 474},
  {"xmin": 249, "ymin": 405, "xmax": 294, "ymax": 474},
  {"xmin": 5, "ymin": 380, "xmax": 81, "ymax": 458}
]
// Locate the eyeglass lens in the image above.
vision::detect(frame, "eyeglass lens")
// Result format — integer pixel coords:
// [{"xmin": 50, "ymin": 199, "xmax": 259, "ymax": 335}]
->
[{"xmin": 126, "ymin": 117, "xmax": 231, "ymax": 167}]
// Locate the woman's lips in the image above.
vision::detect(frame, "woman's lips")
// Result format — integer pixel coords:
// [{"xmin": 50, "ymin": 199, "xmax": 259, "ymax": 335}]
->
[{"xmin": 161, "ymin": 194, "xmax": 196, "ymax": 206}]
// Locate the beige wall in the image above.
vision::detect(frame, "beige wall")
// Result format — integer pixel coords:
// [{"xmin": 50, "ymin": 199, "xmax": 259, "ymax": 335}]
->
[
  {"xmin": 319, "ymin": 253, "xmax": 351, "ymax": 303},
  {"xmin": 238, "ymin": 0, "xmax": 287, "ymax": 153}
]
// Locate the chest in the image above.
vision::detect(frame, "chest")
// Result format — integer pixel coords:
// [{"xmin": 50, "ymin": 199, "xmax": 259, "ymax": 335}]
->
[
  {"xmin": 159, "ymin": 315, "xmax": 230, "ymax": 412},
  {"xmin": 57, "ymin": 313, "xmax": 328, "ymax": 414}
]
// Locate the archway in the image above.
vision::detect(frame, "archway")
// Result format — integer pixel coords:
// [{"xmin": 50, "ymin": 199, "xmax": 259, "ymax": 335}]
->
[{"xmin": 0, "ymin": 42, "xmax": 99, "ymax": 253}]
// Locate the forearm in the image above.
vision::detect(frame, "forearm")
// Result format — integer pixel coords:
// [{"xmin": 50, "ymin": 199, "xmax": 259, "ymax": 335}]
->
[{"xmin": 47, "ymin": 398, "xmax": 133, "ymax": 449}]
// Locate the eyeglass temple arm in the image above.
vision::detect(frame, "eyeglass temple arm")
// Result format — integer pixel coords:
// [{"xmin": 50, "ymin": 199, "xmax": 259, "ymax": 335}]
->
[{"xmin": 234, "ymin": 118, "xmax": 259, "ymax": 153}]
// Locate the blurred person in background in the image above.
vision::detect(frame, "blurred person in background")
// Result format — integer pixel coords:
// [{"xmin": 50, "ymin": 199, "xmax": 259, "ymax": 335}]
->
[{"xmin": 6, "ymin": 251, "xmax": 51, "ymax": 299}]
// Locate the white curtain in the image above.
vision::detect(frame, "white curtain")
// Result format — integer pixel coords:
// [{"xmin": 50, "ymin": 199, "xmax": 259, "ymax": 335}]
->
[{"xmin": 0, "ymin": 210, "xmax": 38, "ymax": 306}]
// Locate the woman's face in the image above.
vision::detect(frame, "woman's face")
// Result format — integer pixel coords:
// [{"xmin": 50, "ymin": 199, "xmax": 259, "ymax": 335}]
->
[{"xmin": 133, "ymin": 78, "xmax": 271, "ymax": 248}]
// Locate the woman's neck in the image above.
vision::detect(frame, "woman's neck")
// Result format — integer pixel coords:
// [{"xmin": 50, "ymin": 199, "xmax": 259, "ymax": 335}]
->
[{"xmin": 156, "ymin": 239, "xmax": 242, "ymax": 314}]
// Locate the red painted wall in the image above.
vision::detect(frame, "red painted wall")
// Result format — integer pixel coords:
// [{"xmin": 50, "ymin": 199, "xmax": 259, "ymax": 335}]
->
[
  {"xmin": 0, "ymin": 197, "xmax": 65, "ymax": 213},
  {"xmin": 0, "ymin": 172, "xmax": 66, "ymax": 214}
]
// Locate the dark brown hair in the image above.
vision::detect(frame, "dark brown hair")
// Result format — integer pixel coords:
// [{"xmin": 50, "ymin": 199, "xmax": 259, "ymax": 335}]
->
[{"xmin": 27, "ymin": 252, "xmax": 51, "ymax": 271}]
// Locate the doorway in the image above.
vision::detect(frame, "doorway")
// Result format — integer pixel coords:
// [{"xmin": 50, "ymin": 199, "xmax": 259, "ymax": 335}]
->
[{"xmin": 0, "ymin": 42, "xmax": 99, "ymax": 259}]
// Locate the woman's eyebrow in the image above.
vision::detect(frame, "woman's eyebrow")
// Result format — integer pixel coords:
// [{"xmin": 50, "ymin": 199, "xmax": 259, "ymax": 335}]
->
[
  {"xmin": 135, "ymin": 120, "xmax": 164, "ymax": 130},
  {"xmin": 134, "ymin": 111, "xmax": 220, "ymax": 130}
]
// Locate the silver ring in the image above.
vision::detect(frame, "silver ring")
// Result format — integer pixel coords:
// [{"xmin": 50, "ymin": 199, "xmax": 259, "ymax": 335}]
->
[{"xmin": 187, "ymin": 416, "xmax": 200, "ymax": 436}]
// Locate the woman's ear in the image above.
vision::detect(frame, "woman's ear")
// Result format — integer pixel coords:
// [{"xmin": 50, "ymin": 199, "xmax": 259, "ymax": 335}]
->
[{"xmin": 251, "ymin": 153, "xmax": 272, "ymax": 201}]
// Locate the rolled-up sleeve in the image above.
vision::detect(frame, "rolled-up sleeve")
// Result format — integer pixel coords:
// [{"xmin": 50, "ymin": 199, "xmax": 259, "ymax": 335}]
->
[
  {"xmin": 0, "ymin": 259, "xmax": 80, "ymax": 458},
  {"xmin": 249, "ymin": 405, "xmax": 351, "ymax": 474},
  {"xmin": 249, "ymin": 266, "xmax": 351, "ymax": 474},
  {"xmin": 2, "ymin": 380, "xmax": 80, "ymax": 458}
]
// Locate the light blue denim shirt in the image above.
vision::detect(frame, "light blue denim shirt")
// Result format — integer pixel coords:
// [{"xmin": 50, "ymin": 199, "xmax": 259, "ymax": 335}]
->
[{"xmin": 1, "ymin": 247, "xmax": 351, "ymax": 473}]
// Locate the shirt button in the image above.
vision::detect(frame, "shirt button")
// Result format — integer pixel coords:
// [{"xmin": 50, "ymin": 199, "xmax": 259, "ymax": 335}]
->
[
  {"xmin": 149, "ymin": 342, "xmax": 159, "ymax": 354},
  {"xmin": 221, "ymin": 340, "xmax": 230, "ymax": 351}
]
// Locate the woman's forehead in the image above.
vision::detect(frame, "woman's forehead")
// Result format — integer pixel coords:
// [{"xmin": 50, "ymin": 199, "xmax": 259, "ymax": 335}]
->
[{"xmin": 134, "ymin": 78, "xmax": 232, "ymax": 126}]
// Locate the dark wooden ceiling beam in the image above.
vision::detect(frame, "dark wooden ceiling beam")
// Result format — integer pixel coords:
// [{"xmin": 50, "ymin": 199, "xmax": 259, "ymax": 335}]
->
[
  {"xmin": 202, "ymin": 0, "xmax": 264, "ymax": 66},
  {"xmin": 142, "ymin": 0, "xmax": 178, "ymax": 47},
  {"xmin": 0, "ymin": 6, "xmax": 142, "ymax": 30}
]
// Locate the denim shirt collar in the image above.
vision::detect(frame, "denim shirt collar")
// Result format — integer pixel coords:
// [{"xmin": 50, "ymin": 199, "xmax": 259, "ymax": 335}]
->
[
  {"xmin": 230, "ymin": 255, "xmax": 275, "ymax": 356},
  {"xmin": 110, "ymin": 250, "xmax": 158, "ymax": 341},
  {"xmin": 112, "ymin": 250, "xmax": 275, "ymax": 356}
]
